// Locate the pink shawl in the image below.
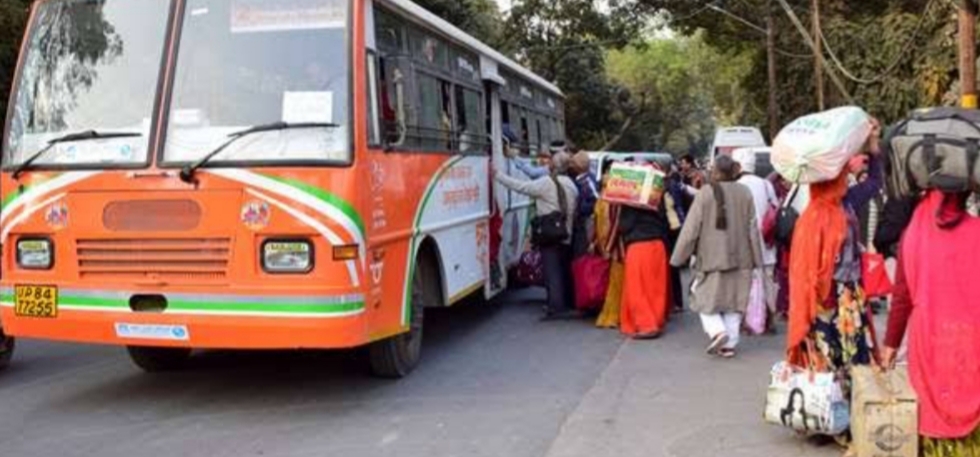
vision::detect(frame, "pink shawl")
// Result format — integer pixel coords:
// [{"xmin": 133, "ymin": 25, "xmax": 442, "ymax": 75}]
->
[{"xmin": 903, "ymin": 191, "xmax": 980, "ymax": 438}]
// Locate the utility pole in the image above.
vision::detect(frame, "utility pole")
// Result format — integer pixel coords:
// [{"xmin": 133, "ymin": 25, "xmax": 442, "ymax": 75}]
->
[
  {"xmin": 766, "ymin": 0, "xmax": 779, "ymax": 140},
  {"xmin": 707, "ymin": 2, "xmax": 780, "ymax": 137},
  {"xmin": 811, "ymin": 0, "xmax": 824, "ymax": 110},
  {"xmin": 960, "ymin": 0, "xmax": 978, "ymax": 109}
]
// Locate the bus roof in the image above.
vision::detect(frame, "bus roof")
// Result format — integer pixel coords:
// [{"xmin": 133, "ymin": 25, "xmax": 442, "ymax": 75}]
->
[{"xmin": 382, "ymin": 0, "xmax": 564, "ymax": 98}]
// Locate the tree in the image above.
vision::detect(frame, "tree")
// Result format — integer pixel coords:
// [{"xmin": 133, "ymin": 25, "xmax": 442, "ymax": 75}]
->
[
  {"xmin": 606, "ymin": 33, "xmax": 755, "ymax": 155},
  {"xmin": 645, "ymin": 0, "xmax": 956, "ymax": 127},
  {"xmin": 414, "ymin": 0, "xmax": 506, "ymax": 48},
  {"xmin": 503, "ymin": 0, "xmax": 647, "ymax": 149}
]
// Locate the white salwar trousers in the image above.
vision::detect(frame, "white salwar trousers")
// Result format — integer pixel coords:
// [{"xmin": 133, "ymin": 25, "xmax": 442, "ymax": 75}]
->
[{"xmin": 699, "ymin": 312, "xmax": 742, "ymax": 349}]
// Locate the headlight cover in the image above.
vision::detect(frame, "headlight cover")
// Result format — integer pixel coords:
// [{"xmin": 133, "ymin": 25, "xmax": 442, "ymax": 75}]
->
[
  {"xmin": 17, "ymin": 238, "xmax": 53, "ymax": 270},
  {"xmin": 262, "ymin": 240, "xmax": 313, "ymax": 273}
]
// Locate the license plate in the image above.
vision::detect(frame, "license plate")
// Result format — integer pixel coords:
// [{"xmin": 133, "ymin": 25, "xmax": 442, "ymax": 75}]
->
[{"xmin": 14, "ymin": 285, "xmax": 58, "ymax": 318}]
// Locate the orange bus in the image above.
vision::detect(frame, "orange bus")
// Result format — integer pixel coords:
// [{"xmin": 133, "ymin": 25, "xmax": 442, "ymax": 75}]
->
[{"xmin": 0, "ymin": 0, "xmax": 565, "ymax": 376}]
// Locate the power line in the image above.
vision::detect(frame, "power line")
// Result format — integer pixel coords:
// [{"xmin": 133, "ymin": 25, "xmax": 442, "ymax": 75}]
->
[
  {"xmin": 775, "ymin": 47, "xmax": 813, "ymax": 59},
  {"xmin": 705, "ymin": 4, "xmax": 813, "ymax": 59},
  {"xmin": 775, "ymin": 0, "xmax": 855, "ymax": 103},
  {"xmin": 817, "ymin": 0, "xmax": 940, "ymax": 84},
  {"xmin": 520, "ymin": 40, "xmax": 622, "ymax": 52},
  {"xmin": 668, "ymin": 4, "xmax": 713, "ymax": 24},
  {"xmin": 709, "ymin": 4, "xmax": 767, "ymax": 34}
]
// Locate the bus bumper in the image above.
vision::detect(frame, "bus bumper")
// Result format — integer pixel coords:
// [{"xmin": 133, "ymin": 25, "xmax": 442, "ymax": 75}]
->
[{"xmin": 0, "ymin": 289, "xmax": 377, "ymax": 349}]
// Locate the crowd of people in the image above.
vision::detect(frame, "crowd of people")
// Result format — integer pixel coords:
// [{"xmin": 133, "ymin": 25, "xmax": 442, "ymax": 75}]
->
[
  {"xmin": 495, "ymin": 116, "xmax": 980, "ymax": 456},
  {"xmin": 494, "ymin": 139, "xmax": 775, "ymax": 352}
]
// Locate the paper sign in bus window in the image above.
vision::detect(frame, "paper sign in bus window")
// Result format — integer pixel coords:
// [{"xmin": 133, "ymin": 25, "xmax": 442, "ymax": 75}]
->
[
  {"xmin": 282, "ymin": 91, "xmax": 333, "ymax": 124},
  {"xmin": 231, "ymin": 0, "xmax": 345, "ymax": 33}
]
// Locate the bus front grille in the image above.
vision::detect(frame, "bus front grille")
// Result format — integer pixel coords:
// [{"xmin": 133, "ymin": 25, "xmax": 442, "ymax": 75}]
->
[{"xmin": 75, "ymin": 238, "xmax": 231, "ymax": 281}]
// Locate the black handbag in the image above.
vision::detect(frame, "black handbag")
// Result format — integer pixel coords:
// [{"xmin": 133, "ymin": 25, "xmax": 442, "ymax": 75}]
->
[
  {"xmin": 774, "ymin": 186, "xmax": 800, "ymax": 247},
  {"xmin": 531, "ymin": 176, "xmax": 570, "ymax": 246}
]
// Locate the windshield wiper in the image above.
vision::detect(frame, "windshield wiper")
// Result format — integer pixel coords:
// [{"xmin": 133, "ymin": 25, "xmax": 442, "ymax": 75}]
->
[
  {"xmin": 179, "ymin": 121, "xmax": 339, "ymax": 184},
  {"xmin": 12, "ymin": 130, "xmax": 142, "ymax": 180}
]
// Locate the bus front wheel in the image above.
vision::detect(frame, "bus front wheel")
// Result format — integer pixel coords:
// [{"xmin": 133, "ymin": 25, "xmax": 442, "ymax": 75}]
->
[
  {"xmin": 0, "ymin": 327, "xmax": 15, "ymax": 371},
  {"xmin": 368, "ymin": 255, "xmax": 433, "ymax": 378},
  {"xmin": 126, "ymin": 346, "xmax": 192, "ymax": 372}
]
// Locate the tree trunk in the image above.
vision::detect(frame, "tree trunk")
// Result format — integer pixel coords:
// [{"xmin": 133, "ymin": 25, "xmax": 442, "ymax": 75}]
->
[
  {"xmin": 600, "ymin": 94, "xmax": 646, "ymax": 152},
  {"xmin": 767, "ymin": 1, "xmax": 779, "ymax": 141}
]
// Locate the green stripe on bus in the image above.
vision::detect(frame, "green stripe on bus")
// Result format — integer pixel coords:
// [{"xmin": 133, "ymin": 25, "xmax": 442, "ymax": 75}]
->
[
  {"xmin": 1, "ymin": 173, "xmax": 63, "ymax": 211},
  {"xmin": 264, "ymin": 175, "xmax": 366, "ymax": 237},
  {"xmin": 0, "ymin": 294, "xmax": 364, "ymax": 315},
  {"xmin": 403, "ymin": 156, "xmax": 467, "ymax": 324},
  {"xmin": 0, "ymin": 185, "xmax": 32, "ymax": 211}
]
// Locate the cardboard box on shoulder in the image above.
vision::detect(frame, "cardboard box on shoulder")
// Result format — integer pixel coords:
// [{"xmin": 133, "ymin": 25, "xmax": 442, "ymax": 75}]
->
[
  {"xmin": 600, "ymin": 162, "xmax": 665, "ymax": 210},
  {"xmin": 851, "ymin": 365, "xmax": 918, "ymax": 457}
]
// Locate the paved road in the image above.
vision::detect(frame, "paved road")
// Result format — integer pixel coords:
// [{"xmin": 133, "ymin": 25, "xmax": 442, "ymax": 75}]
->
[{"xmin": 0, "ymin": 288, "xmax": 837, "ymax": 457}]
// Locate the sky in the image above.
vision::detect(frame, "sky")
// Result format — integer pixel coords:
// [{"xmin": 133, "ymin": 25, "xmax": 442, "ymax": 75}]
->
[{"xmin": 493, "ymin": 0, "xmax": 512, "ymax": 13}]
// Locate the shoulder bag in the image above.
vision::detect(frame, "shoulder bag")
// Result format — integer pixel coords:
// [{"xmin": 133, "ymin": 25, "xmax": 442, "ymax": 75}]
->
[{"xmin": 531, "ymin": 176, "xmax": 570, "ymax": 246}]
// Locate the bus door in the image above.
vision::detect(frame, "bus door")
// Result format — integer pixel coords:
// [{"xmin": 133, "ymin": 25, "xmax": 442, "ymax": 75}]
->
[{"xmin": 485, "ymin": 79, "xmax": 507, "ymax": 298}]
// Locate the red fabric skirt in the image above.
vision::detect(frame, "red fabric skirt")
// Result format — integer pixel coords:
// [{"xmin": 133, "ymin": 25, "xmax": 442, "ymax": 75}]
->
[{"xmin": 620, "ymin": 239, "xmax": 669, "ymax": 336}]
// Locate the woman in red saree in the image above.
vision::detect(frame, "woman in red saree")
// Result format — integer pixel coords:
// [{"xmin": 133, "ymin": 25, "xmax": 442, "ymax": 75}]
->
[{"xmin": 883, "ymin": 191, "xmax": 980, "ymax": 456}]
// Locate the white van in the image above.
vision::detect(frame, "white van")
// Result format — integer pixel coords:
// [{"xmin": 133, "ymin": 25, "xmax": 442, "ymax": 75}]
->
[
  {"xmin": 731, "ymin": 146, "xmax": 775, "ymax": 178},
  {"xmin": 710, "ymin": 127, "xmax": 766, "ymax": 162}
]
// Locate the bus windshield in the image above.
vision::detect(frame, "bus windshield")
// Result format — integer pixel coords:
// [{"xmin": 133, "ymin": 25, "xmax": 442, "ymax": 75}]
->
[
  {"xmin": 3, "ymin": 0, "xmax": 170, "ymax": 167},
  {"xmin": 163, "ymin": 0, "xmax": 350, "ymax": 165}
]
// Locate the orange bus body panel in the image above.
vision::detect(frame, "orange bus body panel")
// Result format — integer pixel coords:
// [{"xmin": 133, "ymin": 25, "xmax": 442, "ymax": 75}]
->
[{"xmin": 1, "ymin": 0, "xmax": 496, "ymax": 351}]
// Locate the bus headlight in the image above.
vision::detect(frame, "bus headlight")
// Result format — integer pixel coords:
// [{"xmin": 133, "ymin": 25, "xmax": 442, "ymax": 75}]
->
[
  {"xmin": 17, "ymin": 238, "xmax": 53, "ymax": 270},
  {"xmin": 262, "ymin": 240, "xmax": 313, "ymax": 273}
]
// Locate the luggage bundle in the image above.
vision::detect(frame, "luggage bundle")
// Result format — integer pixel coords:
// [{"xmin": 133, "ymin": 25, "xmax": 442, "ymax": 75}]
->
[
  {"xmin": 884, "ymin": 107, "xmax": 980, "ymax": 199},
  {"xmin": 773, "ymin": 106, "xmax": 874, "ymax": 184}
]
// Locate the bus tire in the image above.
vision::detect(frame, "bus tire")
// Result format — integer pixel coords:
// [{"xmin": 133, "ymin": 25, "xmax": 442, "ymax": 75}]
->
[
  {"xmin": 367, "ymin": 254, "xmax": 433, "ymax": 378},
  {"xmin": 0, "ymin": 328, "xmax": 14, "ymax": 371},
  {"xmin": 126, "ymin": 346, "xmax": 192, "ymax": 372}
]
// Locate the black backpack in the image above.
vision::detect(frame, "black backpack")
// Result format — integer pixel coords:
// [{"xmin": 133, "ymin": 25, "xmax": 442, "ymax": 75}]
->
[{"xmin": 774, "ymin": 186, "xmax": 801, "ymax": 247}]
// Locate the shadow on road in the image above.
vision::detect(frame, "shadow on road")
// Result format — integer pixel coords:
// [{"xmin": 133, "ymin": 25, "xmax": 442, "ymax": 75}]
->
[{"xmin": 42, "ymin": 297, "xmax": 512, "ymax": 411}]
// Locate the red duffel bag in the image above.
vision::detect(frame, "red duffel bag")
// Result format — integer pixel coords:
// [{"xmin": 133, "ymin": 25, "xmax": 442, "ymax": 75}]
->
[
  {"xmin": 862, "ymin": 251, "xmax": 893, "ymax": 298},
  {"xmin": 573, "ymin": 254, "xmax": 610, "ymax": 311}
]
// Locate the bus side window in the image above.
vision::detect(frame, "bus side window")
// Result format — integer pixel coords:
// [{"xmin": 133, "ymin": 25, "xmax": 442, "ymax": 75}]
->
[
  {"xmin": 530, "ymin": 116, "xmax": 540, "ymax": 156},
  {"xmin": 416, "ymin": 72, "xmax": 446, "ymax": 151},
  {"xmin": 519, "ymin": 114, "xmax": 530, "ymax": 156},
  {"xmin": 455, "ymin": 85, "xmax": 486, "ymax": 155},
  {"xmin": 367, "ymin": 52, "xmax": 382, "ymax": 147}
]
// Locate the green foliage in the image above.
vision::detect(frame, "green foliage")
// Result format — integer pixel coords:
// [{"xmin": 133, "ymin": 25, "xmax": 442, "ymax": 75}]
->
[
  {"xmin": 502, "ymin": 0, "xmax": 647, "ymax": 149},
  {"xmin": 606, "ymin": 33, "xmax": 755, "ymax": 154},
  {"xmin": 648, "ymin": 0, "xmax": 958, "ymax": 129},
  {"xmin": 413, "ymin": 0, "xmax": 506, "ymax": 48}
]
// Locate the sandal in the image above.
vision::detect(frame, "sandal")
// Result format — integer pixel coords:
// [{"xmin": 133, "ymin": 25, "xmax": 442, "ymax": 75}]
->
[
  {"xmin": 718, "ymin": 348, "xmax": 736, "ymax": 359},
  {"xmin": 706, "ymin": 333, "xmax": 729, "ymax": 355}
]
